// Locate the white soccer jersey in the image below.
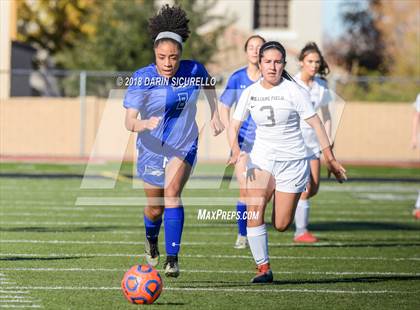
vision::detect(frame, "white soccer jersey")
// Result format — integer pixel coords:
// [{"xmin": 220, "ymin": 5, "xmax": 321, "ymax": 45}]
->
[
  {"xmin": 294, "ymin": 73, "xmax": 332, "ymax": 156},
  {"xmin": 233, "ymin": 79, "xmax": 316, "ymax": 161}
]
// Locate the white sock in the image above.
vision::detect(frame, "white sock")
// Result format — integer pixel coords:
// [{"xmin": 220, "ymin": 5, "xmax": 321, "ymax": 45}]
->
[
  {"xmin": 294, "ymin": 200, "xmax": 310, "ymax": 237},
  {"xmin": 247, "ymin": 224, "xmax": 269, "ymax": 266},
  {"xmin": 415, "ymin": 192, "xmax": 420, "ymax": 209}
]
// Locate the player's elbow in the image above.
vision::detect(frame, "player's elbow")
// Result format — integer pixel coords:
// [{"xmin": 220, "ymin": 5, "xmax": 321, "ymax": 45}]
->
[{"xmin": 125, "ymin": 119, "xmax": 135, "ymax": 132}]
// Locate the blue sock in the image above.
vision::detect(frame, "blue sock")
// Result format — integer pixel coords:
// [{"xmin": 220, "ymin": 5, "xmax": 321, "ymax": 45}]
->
[
  {"xmin": 144, "ymin": 215, "xmax": 162, "ymax": 243},
  {"xmin": 164, "ymin": 206, "xmax": 184, "ymax": 256},
  {"xmin": 237, "ymin": 201, "xmax": 247, "ymax": 236}
]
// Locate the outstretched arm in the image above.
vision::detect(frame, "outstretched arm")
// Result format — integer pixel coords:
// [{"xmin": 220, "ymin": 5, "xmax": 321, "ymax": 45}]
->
[
  {"xmin": 305, "ymin": 114, "xmax": 347, "ymax": 183},
  {"xmin": 203, "ymin": 84, "xmax": 225, "ymax": 136}
]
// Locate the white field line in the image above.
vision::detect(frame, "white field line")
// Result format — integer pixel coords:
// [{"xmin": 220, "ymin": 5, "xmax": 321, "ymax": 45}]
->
[
  {"xmin": 0, "ymin": 253, "xmax": 419, "ymax": 261},
  {"xmin": 1, "ymin": 267, "xmax": 419, "ymax": 277},
  {"xmin": 0, "ymin": 275, "xmax": 41, "ymax": 309},
  {"xmin": 0, "ymin": 300, "xmax": 38, "ymax": 304},
  {"xmin": 74, "ymin": 196, "xmax": 418, "ymax": 206},
  {"xmin": 1, "ymin": 182, "xmax": 418, "ymax": 192},
  {"xmin": 0, "ymin": 221, "xmax": 236, "ymax": 227},
  {"xmin": 1, "ymin": 217, "xmax": 418, "ymax": 226},
  {"xmin": 0, "ymin": 296, "xmax": 27, "ymax": 299},
  {"xmin": 1, "ymin": 200, "xmax": 387, "ymax": 207},
  {"xmin": 0, "ymin": 286, "xmax": 417, "ymax": 295},
  {"xmin": 0, "ymin": 306, "xmax": 41, "ymax": 308},
  {"xmin": 0, "ymin": 210, "xmax": 412, "ymax": 217},
  {"xmin": 1, "ymin": 239, "xmax": 419, "ymax": 248}
]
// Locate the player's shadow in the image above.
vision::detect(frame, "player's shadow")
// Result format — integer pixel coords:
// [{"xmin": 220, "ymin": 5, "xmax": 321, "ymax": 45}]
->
[
  {"xmin": 269, "ymin": 241, "xmax": 420, "ymax": 248},
  {"xmin": 296, "ymin": 221, "xmax": 420, "ymax": 232},
  {"xmin": 152, "ymin": 302, "xmax": 186, "ymax": 306},
  {"xmin": 272, "ymin": 274, "xmax": 420, "ymax": 285},
  {"xmin": 183, "ymin": 275, "xmax": 420, "ymax": 288}
]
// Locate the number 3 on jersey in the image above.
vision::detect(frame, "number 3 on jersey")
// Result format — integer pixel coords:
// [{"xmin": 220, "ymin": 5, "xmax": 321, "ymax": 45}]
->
[
  {"xmin": 176, "ymin": 92, "xmax": 189, "ymax": 110},
  {"xmin": 260, "ymin": 106, "xmax": 276, "ymax": 127}
]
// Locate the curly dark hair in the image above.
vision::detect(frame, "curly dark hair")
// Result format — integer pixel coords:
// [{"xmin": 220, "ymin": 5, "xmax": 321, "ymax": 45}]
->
[
  {"xmin": 298, "ymin": 42, "xmax": 330, "ymax": 78},
  {"xmin": 149, "ymin": 4, "xmax": 190, "ymax": 48}
]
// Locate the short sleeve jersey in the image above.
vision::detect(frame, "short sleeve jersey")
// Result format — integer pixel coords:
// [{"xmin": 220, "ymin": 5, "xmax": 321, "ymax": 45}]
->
[
  {"xmin": 233, "ymin": 79, "xmax": 316, "ymax": 160},
  {"xmin": 123, "ymin": 60, "xmax": 209, "ymax": 156}
]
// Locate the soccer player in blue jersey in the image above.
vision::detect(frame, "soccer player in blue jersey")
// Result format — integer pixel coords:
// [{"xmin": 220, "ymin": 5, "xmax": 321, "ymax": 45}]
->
[
  {"xmin": 123, "ymin": 5, "xmax": 224, "ymax": 277},
  {"xmin": 219, "ymin": 35, "xmax": 266, "ymax": 249}
]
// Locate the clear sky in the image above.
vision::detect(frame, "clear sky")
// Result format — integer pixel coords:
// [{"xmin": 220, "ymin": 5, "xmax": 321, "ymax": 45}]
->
[{"xmin": 322, "ymin": 0, "xmax": 346, "ymax": 39}]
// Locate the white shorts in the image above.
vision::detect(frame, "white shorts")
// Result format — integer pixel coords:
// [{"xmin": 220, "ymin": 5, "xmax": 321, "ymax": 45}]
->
[{"xmin": 248, "ymin": 153, "xmax": 310, "ymax": 193}]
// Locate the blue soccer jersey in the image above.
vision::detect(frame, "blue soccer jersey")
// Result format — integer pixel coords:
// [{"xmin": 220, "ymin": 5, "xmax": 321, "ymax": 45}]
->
[
  {"xmin": 123, "ymin": 60, "xmax": 209, "ymax": 158},
  {"xmin": 220, "ymin": 67, "xmax": 257, "ymax": 152}
]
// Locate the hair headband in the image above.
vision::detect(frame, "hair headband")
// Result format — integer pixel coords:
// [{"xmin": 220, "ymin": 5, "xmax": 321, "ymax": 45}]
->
[{"xmin": 155, "ymin": 31, "xmax": 183, "ymax": 47}]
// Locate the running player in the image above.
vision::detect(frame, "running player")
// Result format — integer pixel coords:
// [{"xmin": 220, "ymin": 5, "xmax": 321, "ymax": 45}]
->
[
  {"xmin": 292, "ymin": 42, "xmax": 333, "ymax": 243},
  {"xmin": 219, "ymin": 35, "xmax": 266, "ymax": 249},
  {"xmin": 123, "ymin": 5, "xmax": 224, "ymax": 277},
  {"xmin": 229, "ymin": 41, "xmax": 346, "ymax": 283},
  {"xmin": 411, "ymin": 93, "xmax": 420, "ymax": 219}
]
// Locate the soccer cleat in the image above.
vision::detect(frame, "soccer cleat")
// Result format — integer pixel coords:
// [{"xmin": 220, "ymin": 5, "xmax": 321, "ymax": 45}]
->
[
  {"xmin": 413, "ymin": 209, "xmax": 420, "ymax": 220},
  {"xmin": 164, "ymin": 255, "xmax": 180, "ymax": 278},
  {"xmin": 234, "ymin": 234, "xmax": 248, "ymax": 249},
  {"xmin": 294, "ymin": 231, "xmax": 318, "ymax": 243},
  {"xmin": 251, "ymin": 263, "xmax": 273, "ymax": 283},
  {"xmin": 144, "ymin": 237, "xmax": 160, "ymax": 267}
]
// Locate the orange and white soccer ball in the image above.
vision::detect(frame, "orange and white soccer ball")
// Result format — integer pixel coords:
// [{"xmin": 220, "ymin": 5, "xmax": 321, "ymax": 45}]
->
[{"xmin": 121, "ymin": 264, "xmax": 163, "ymax": 304}]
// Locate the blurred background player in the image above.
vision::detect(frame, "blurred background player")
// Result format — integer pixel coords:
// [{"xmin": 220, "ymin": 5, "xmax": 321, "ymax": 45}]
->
[
  {"xmin": 410, "ymin": 93, "xmax": 420, "ymax": 219},
  {"xmin": 229, "ymin": 41, "xmax": 346, "ymax": 283},
  {"xmin": 123, "ymin": 5, "xmax": 224, "ymax": 277},
  {"xmin": 292, "ymin": 42, "xmax": 333, "ymax": 243},
  {"xmin": 219, "ymin": 35, "xmax": 266, "ymax": 249}
]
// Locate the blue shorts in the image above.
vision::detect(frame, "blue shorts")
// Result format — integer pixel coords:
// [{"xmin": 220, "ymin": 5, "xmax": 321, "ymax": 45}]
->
[{"xmin": 137, "ymin": 145, "xmax": 197, "ymax": 188}]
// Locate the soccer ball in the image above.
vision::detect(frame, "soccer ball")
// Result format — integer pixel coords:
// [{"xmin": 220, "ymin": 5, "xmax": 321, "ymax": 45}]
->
[{"xmin": 121, "ymin": 264, "xmax": 163, "ymax": 304}]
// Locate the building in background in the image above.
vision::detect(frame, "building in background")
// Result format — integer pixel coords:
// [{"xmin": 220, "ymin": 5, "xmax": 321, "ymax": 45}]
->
[{"xmin": 205, "ymin": 0, "xmax": 323, "ymax": 78}]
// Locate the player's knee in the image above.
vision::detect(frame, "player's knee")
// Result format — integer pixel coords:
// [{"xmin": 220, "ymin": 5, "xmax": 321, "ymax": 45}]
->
[
  {"xmin": 272, "ymin": 219, "xmax": 291, "ymax": 232},
  {"xmin": 145, "ymin": 206, "xmax": 163, "ymax": 219},
  {"xmin": 164, "ymin": 186, "xmax": 181, "ymax": 198}
]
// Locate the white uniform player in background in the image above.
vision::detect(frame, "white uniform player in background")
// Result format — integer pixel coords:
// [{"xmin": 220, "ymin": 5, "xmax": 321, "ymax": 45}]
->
[
  {"xmin": 292, "ymin": 42, "xmax": 333, "ymax": 243},
  {"xmin": 411, "ymin": 93, "xmax": 420, "ymax": 219},
  {"xmin": 228, "ymin": 41, "xmax": 347, "ymax": 283}
]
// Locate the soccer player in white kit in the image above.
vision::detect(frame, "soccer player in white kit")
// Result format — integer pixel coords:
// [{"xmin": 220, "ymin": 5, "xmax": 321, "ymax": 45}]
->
[
  {"xmin": 228, "ymin": 41, "xmax": 347, "ymax": 283},
  {"xmin": 292, "ymin": 42, "xmax": 333, "ymax": 243},
  {"xmin": 410, "ymin": 93, "xmax": 420, "ymax": 219}
]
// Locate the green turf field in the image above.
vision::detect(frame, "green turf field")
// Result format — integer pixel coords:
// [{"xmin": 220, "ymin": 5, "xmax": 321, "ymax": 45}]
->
[{"xmin": 0, "ymin": 163, "xmax": 419, "ymax": 309}]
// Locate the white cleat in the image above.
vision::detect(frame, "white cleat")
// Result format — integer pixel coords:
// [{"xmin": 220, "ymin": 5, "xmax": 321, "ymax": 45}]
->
[
  {"xmin": 164, "ymin": 255, "xmax": 180, "ymax": 278},
  {"xmin": 234, "ymin": 234, "xmax": 248, "ymax": 249},
  {"xmin": 144, "ymin": 238, "xmax": 159, "ymax": 267}
]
